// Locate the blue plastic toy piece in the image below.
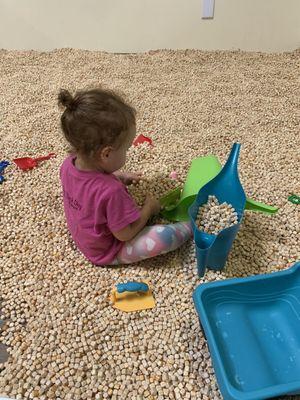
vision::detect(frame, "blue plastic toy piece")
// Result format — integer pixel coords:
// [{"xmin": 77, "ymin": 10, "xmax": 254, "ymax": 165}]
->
[
  {"xmin": 116, "ymin": 281, "xmax": 149, "ymax": 294},
  {"xmin": 0, "ymin": 161, "xmax": 10, "ymax": 184},
  {"xmin": 0, "ymin": 161, "xmax": 10, "ymax": 175},
  {"xmin": 188, "ymin": 143, "xmax": 246, "ymax": 276},
  {"xmin": 193, "ymin": 261, "xmax": 300, "ymax": 400}
]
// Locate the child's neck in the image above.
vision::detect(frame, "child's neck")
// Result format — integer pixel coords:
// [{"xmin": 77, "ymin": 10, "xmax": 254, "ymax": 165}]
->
[{"xmin": 74, "ymin": 155, "xmax": 105, "ymax": 173}]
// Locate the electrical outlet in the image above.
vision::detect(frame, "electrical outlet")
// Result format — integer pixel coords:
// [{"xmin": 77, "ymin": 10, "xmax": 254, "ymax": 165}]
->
[{"xmin": 202, "ymin": 0, "xmax": 215, "ymax": 19}]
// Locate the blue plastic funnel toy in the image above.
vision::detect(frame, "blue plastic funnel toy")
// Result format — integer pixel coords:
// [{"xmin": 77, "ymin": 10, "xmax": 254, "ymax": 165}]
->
[{"xmin": 189, "ymin": 143, "xmax": 246, "ymax": 276}]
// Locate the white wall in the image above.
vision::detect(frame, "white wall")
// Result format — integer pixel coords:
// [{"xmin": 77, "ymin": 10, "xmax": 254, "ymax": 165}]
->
[{"xmin": 0, "ymin": 0, "xmax": 299, "ymax": 52}]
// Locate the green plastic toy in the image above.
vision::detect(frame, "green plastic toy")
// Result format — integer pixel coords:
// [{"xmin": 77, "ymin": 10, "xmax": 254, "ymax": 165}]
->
[
  {"xmin": 159, "ymin": 187, "xmax": 182, "ymax": 211},
  {"xmin": 288, "ymin": 194, "xmax": 300, "ymax": 205},
  {"xmin": 160, "ymin": 155, "xmax": 279, "ymax": 221}
]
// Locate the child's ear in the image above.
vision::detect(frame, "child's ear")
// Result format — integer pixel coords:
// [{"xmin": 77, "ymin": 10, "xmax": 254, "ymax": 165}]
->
[{"xmin": 99, "ymin": 146, "xmax": 113, "ymax": 160}]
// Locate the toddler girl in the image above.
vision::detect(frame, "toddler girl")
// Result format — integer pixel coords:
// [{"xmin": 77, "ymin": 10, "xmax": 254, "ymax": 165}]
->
[{"xmin": 59, "ymin": 88, "xmax": 192, "ymax": 265}]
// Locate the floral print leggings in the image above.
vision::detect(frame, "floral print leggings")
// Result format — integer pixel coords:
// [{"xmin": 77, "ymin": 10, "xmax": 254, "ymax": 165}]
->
[{"xmin": 110, "ymin": 222, "xmax": 192, "ymax": 265}]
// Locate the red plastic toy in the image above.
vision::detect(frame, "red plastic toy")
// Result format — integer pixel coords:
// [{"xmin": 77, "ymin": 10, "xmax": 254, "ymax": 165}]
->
[
  {"xmin": 133, "ymin": 134, "xmax": 153, "ymax": 147},
  {"xmin": 13, "ymin": 153, "xmax": 56, "ymax": 171}
]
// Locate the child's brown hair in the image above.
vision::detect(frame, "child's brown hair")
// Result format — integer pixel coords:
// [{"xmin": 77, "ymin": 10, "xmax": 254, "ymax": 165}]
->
[{"xmin": 58, "ymin": 88, "xmax": 136, "ymax": 159}]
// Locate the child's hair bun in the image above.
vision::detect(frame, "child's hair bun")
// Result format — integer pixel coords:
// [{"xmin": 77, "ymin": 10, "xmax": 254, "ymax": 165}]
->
[{"xmin": 58, "ymin": 89, "xmax": 76, "ymax": 111}]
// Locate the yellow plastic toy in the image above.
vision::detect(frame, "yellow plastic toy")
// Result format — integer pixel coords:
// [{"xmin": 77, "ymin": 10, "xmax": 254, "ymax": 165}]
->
[{"xmin": 110, "ymin": 280, "xmax": 155, "ymax": 312}]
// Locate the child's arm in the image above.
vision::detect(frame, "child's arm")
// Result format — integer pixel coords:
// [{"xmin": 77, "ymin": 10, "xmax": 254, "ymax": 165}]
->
[{"xmin": 112, "ymin": 196, "xmax": 161, "ymax": 242}]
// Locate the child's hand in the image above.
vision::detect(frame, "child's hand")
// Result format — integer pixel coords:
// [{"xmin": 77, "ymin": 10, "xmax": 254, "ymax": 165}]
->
[
  {"xmin": 115, "ymin": 171, "xmax": 143, "ymax": 185},
  {"xmin": 144, "ymin": 195, "xmax": 161, "ymax": 216}
]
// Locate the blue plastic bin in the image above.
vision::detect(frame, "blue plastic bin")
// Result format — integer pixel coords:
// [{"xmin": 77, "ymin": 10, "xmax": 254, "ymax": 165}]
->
[{"xmin": 193, "ymin": 261, "xmax": 300, "ymax": 400}]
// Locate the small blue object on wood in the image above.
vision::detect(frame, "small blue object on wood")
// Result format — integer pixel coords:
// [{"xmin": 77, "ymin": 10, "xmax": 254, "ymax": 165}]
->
[
  {"xmin": 116, "ymin": 281, "xmax": 149, "ymax": 293},
  {"xmin": 0, "ymin": 161, "xmax": 10, "ymax": 184}
]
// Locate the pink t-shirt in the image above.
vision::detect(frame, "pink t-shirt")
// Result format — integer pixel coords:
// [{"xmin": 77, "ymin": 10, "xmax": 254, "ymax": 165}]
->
[{"xmin": 60, "ymin": 156, "xmax": 141, "ymax": 265}]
